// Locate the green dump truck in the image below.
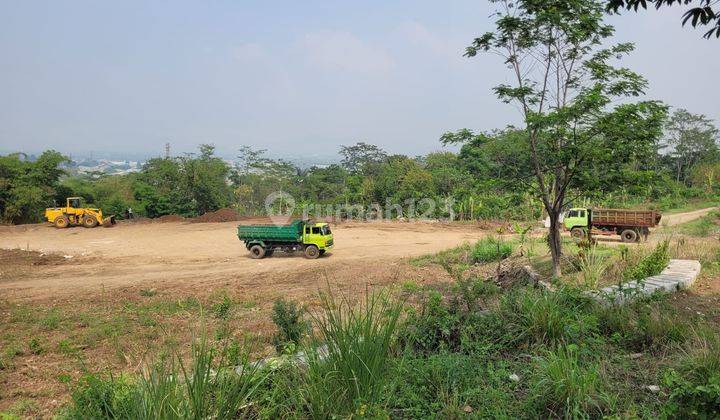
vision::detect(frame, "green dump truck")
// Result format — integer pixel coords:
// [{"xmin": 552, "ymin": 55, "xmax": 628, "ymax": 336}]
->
[
  {"xmin": 237, "ymin": 220, "xmax": 334, "ymax": 259},
  {"xmin": 563, "ymin": 207, "xmax": 662, "ymax": 242}
]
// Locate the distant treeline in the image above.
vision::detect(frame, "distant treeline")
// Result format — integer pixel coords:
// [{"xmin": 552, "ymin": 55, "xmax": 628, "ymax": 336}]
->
[{"xmin": 1, "ymin": 110, "xmax": 718, "ymax": 224}]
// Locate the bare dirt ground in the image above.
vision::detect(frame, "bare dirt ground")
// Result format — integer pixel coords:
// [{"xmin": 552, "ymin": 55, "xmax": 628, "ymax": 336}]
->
[
  {"xmin": 662, "ymin": 206, "xmax": 717, "ymax": 226},
  {"xmin": 0, "ymin": 220, "xmax": 488, "ymax": 302},
  {"xmin": 0, "ymin": 207, "xmax": 714, "ymax": 302},
  {"xmin": 0, "ymin": 209, "xmax": 715, "ymax": 417}
]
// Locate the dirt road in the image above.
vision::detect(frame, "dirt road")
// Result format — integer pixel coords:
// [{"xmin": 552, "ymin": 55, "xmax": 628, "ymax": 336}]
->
[
  {"xmin": 662, "ymin": 207, "xmax": 717, "ymax": 226},
  {"xmin": 0, "ymin": 220, "xmax": 485, "ymax": 301}
]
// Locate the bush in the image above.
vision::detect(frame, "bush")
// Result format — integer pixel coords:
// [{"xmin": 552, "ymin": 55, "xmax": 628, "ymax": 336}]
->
[
  {"xmin": 623, "ymin": 240, "xmax": 669, "ymax": 281},
  {"xmin": 401, "ymin": 280, "xmax": 502, "ymax": 354},
  {"xmin": 530, "ymin": 345, "xmax": 610, "ymax": 418},
  {"xmin": 663, "ymin": 371, "xmax": 720, "ymax": 418},
  {"xmin": 471, "ymin": 237, "xmax": 513, "ymax": 263},
  {"xmin": 212, "ymin": 294, "xmax": 233, "ymax": 320},
  {"xmin": 271, "ymin": 298, "xmax": 308, "ymax": 353}
]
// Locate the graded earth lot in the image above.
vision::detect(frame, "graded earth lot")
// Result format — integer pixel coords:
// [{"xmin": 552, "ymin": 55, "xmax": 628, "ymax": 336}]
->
[{"xmin": 0, "ymin": 220, "xmax": 488, "ymax": 302}]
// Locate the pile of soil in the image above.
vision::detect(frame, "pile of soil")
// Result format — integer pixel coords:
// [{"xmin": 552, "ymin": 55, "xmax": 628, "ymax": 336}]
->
[
  {"xmin": 192, "ymin": 208, "xmax": 242, "ymax": 223},
  {"xmin": 155, "ymin": 214, "xmax": 186, "ymax": 223}
]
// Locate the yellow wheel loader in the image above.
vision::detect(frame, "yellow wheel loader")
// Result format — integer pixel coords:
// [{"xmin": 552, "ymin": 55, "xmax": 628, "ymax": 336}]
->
[{"xmin": 45, "ymin": 197, "xmax": 116, "ymax": 229}]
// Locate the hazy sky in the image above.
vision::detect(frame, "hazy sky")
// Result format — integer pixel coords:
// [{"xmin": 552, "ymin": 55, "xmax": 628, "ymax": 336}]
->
[{"xmin": 1, "ymin": 0, "xmax": 718, "ymax": 158}]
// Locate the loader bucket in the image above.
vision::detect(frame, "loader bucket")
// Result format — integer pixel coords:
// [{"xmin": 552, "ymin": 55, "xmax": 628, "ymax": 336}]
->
[{"xmin": 102, "ymin": 216, "xmax": 117, "ymax": 227}]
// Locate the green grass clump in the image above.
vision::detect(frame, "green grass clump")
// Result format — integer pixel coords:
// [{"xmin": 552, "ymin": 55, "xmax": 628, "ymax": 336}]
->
[
  {"xmin": 298, "ymin": 290, "xmax": 403, "ymax": 418},
  {"xmin": 530, "ymin": 345, "xmax": 610, "ymax": 418},
  {"xmin": 61, "ymin": 335, "xmax": 265, "ymax": 419},
  {"xmin": 471, "ymin": 237, "xmax": 513, "ymax": 263},
  {"xmin": 498, "ymin": 287, "xmax": 597, "ymax": 348}
]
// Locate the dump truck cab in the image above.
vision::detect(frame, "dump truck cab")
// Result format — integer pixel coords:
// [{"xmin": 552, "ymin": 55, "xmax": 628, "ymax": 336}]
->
[
  {"xmin": 563, "ymin": 208, "xmax": 590, "ymax": 231},
  {"xmin": 302, "ymin": 222, "xmax": 333, "ymax": 251}
]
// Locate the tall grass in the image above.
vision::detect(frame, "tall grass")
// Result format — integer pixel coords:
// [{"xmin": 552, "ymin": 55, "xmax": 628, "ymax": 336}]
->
[
  {"xmin": 531, "ymin": 345, "xmax": 610, "ymax": 418},
  {"xmin": 577, "ymin": 246, "xmax": 607, "ymax": 290},
  {"xmin": 498, "ymin": 287, "xmax": 597, "ymax": 347},
  {"xmin": 298, "ymin": 290, "xmax": 403, "ymax": 418},
  {"xmin": 63, "ymin": 334, "xmax": 265, "ymax": 419}
]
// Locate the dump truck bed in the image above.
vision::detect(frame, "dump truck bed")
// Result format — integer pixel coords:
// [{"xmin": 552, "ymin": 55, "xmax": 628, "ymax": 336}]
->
[
  {"xmin": 591, "ymin": 209, "xmax": 661, "ymax": 228},
  {"xmin": 237, "ymin": 220, "xmax": 304, "ymax": 242}
]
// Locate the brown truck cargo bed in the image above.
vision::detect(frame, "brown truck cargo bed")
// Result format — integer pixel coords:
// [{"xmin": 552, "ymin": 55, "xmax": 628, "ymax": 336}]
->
[{"xmin": 591, "ymin": 208, "xmax": 661, "ymax": 228}]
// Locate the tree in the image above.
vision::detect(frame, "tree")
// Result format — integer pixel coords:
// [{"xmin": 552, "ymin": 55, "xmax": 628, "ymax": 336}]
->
[
  {"xmin": 465, "ymin": 0, "xmax": 664, "ymax": 276},
  {"xmin": 0, "ymin": 151, "xmax": 69, "ymax": 223},
  {"xmin": 663, "ymin": 108, "xmax": 720, "ymax": 183},
  {"xmin": 339, "ymin": 142, "xmax": 387, "ymax": 175},
  {"xmin": 607, "ymin": 0, "xmax": 720, "ymax": 39}
]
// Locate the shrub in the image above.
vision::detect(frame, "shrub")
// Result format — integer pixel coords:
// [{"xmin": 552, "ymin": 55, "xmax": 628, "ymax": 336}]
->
[
  {"xmin": 663, "ymin": 371, "xmax": 720, "ymax": 419},
  {"xmin": 530, "ymin": 345, "xmax": 610, "ymax": 418},
  {"xmin": 471, "ymin": 237, "xmax": 513, "ymax": 263},
  {"xmin": 623, "ymin": 240, "xmax": 669, "ymax": 281},
  {"xmin": 212, "ymin": 294, "xmax": 233, "ymax": 320},
  {"xmin": 271, "ymin": 298, "xmax": 308, "ymax": 353},
  {"xmin": 401, "ymin": 280, "xmax": 501, "ymax": 354}
]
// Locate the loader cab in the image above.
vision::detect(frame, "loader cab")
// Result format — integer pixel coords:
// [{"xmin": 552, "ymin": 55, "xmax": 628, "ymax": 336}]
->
[
  {"xmin": 67, "ymin": 197, "xmax": 82, "ymax": 209},
  {"xmin": 563, "ymin": 208, "xmax": 590, "ymax": 230}
]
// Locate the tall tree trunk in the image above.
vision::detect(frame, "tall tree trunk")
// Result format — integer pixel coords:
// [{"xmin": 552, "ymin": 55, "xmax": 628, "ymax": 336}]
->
[{"xmin": 548, "ymin": 208, "xmax": 563, "ymax": 278}]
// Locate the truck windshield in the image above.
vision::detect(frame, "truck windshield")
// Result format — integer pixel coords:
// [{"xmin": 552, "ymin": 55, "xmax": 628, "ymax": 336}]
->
[{"xmin": 322, "ymin": 226, "xmax": 331, "ymax": 235}]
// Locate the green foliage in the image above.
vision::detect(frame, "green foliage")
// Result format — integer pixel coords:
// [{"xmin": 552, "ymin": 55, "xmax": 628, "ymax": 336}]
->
[
  {"xmin": 498, "ymin": 287, "xmax": 598, "ymax": 348},
  {"xmin": 471, "ymin": 237, "xmax": 513, "ymax": 263},
  {"xmin": 271, "ymin": 298, "xmax": 308, "ymax": 353},
  {"xmin": 0, "ymin": 150, "xmax": 69, "ymax": 223},
  {"xmin": 298, "ymin": 290, "xmax": 403, "ymax": 417},
  {"xmin": 530, "ymin": 345, "xmax": 609, "ymax": 418},
  {"xmin": 623, "ymin": 240, "xmax": 670, "ymax": 281},
  {"xmin": 577, "ymin": 245, "xmax": 608, "ymax": 290},
  {"xmin": 212, "ymin": 294, "xmax": 233, "ymax": 320},
  {"xmin": 62, "ymin": 336, "xmax": 265, "ymax": 419},
  {"xmin": 663, "ymin": 371, "xmax": 720, "ymax": 418}
]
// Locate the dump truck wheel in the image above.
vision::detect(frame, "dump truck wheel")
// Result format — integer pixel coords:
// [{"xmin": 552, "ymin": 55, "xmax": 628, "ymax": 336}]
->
[
  {"xmin": 621, "ymin": 229, "xmax": 638, "ymax": 243},
  {"xmin": 304, "ymin": 245, "xmax": 320, "ymax": 259},
  {"xmin": 249, "ymin": 245, "xmax": 266, "ymax": 259},
  {"xmin": 54, "ymin": 216, "xmax": 70, "ymax": 229},
  {"xmin": 82, "ymin": 216, "xmax": 98, "ymax": 228},
  {"xmin": 570, "ymin": 228, "xmax": 586, "ymax": 241}
]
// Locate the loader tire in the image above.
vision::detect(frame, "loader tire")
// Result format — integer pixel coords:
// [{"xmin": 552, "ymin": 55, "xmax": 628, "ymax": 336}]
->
[
  {"xmin": 82, "ymin": 216, "xmax": 98, "ymax": 228},
  {"xmin": 249, "ymin": 245, "xmax": 266, "ymax": 259},
  {"xmin": 54, "ymin": 216, "xmax": 70, "ymax": 229},
  {"xmin": 304, "ymin": 245, "xmax": 320, "ymax": 259}
]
